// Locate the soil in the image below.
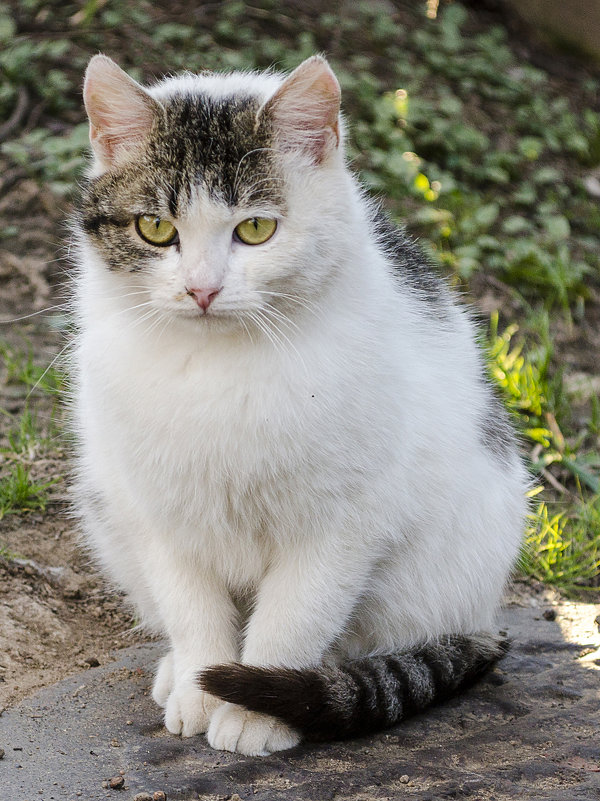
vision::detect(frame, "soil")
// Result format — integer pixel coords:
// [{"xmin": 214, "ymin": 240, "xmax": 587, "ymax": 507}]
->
[{"xmin": 0, "ymin": 177, "xmax": 149, "ymax": 712}]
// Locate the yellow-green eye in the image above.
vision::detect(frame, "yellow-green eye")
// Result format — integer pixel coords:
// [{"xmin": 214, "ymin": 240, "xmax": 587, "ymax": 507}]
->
[
  {"xmin": 135, "ymin": 215, "xmax": 179, "ymax": 247},
  {"xmin": 234, "ymin": 217, "xmax": 277, "ymax": 245}
]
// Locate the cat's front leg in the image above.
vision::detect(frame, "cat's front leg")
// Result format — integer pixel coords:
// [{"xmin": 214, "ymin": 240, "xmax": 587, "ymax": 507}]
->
[
  {"xmin": 207, "ymin": 535, "xmax": 372, "ymax": 754},
  {"xmin": 143, "ymin": 543, "xmax": 238, "ymax": 737}
]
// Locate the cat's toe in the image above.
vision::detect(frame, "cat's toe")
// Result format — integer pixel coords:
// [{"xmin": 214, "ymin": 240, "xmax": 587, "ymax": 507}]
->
[
  {"xmin": 207, "ymin": 702, "xmax": 300, "ymax": 756},
  {"xmin": 164, "ymin": 685, "xmax": 221, "ymax": 737},
  {"xmin": 152, "ymin": 652, "xmax": 174, "ymax": 708}
]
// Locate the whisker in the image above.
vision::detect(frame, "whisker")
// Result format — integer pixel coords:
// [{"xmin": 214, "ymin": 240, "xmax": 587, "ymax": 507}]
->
[
  {"xmin": 253, "ymin": 290, "xmax": 319, "ymax": 318},
  {"xmin": 261, "ymin": 303, "xmax": 301, "ymax": 336},
  {"xmin": 24, "ymin": 341, "xmax": 72, "ymax": 400},
  {"xmin": 247, "ymin": 309, "xmax": 284, "ymax": 358},
  {"xmin": 0, "ymin": 304, "xmax": 71, "ymax": 324},
  {"xmin": 111, "ymin": 300, "xmax": 156, "ymax": 319},
  {"xmin": 235, "ymin": 312, "xmax": 255, "ymax": 346},
  {"xmin": 253, "ymin": 307, "xmax": 308, "ymax": 376}
]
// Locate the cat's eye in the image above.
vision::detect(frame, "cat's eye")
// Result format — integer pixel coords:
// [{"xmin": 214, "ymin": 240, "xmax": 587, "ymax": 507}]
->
[
  {"xmin": 234, "ymin": 217, "xmax": 277, "ymax": 246},
  {"xmin": 136, "ymin": 215, "xmax": 179, "ymax": 247}
]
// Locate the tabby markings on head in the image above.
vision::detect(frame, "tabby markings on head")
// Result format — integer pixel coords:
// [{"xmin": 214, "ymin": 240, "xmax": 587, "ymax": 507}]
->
[{"xmin": 79, "ymin": 93, "xmax": 282, "ymax": 272}]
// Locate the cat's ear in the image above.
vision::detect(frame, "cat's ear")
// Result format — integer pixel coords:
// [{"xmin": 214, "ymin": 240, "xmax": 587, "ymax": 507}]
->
[
  {"xmin": 259, "ymin": 56, "xmax": 341, "ymax": 165},
  {"xmin": 83, "ymin": 54, "xmax": 162, "ymax": 170}
]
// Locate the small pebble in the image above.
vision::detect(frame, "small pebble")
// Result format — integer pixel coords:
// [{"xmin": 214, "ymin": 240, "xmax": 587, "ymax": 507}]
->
[
  {"xmin": 133, "ymin": 794, "xmax": 152, "ymax": 801},
  {"xmin": 85, "ymin": 656, "xmax": 100, "ymax": 667},
  {"xmin": 0, "ymin": 748, "xmax": 4, "ymax": 759},
  {"xmin": 543, "ymin": 608, "xmax": 557, "ymax": 621},
  {"xmin": 153, "ymin": 793, "xmax": 167, "ymax": 801},
  {"xmin": 109, "ymin": 776, "xmax": 125, "ymax": 790},
  {"xmin": 399, "ymin": 775, "xmax": 410, "ymax": 784},
  {"xmin": 111, "ymin": 739, "xmax": 121, "ymax": 747}
]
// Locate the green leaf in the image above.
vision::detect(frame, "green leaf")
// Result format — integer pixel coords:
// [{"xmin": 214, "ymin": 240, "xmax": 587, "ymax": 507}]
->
[
  {"xmin": 473, "ymin": 202, "xmax": 500, "ymax": 229},
  {"xmin": 532, "ymin": 166, "xmax": 562, "ymax": 184},
  {"xmin": 502, "ymin": 215, "xmax": 532, "ymax": 234},
  {"xmin": 544, "ymin": 215, "xmax": 571, "ymax": 241}
]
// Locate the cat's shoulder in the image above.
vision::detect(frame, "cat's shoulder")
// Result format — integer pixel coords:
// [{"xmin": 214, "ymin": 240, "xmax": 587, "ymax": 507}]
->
[{"xmin": 371, "ymin": 208, "xmax": 450, "ymax": 308}]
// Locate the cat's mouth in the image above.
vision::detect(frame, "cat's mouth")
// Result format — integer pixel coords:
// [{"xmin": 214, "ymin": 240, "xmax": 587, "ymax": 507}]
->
[{"xmin": 173, "ymin": 297, "xmax": 236, "ymax": 324}]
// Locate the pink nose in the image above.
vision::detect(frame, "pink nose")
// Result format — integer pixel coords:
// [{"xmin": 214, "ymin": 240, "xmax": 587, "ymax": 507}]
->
[{"xmin": 186, "ymin": 286, "xmax": 221, "ymax": 311}]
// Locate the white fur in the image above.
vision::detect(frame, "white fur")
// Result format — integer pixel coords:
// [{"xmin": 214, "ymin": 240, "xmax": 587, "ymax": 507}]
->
[{"xmin": 72, "ymin": 59, "xmax": 527, "ymax": 756}]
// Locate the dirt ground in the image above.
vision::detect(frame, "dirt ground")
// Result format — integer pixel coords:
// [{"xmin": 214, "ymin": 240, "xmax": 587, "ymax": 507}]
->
[{"xmin": 0, "ymin": 177, "xmax": 150, "ymax": 712}]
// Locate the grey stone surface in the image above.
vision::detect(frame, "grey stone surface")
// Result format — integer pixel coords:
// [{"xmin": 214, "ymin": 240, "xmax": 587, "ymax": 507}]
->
[{"xmin": 1, "ymin": 605, "xmax": 599, "ymax": 801}]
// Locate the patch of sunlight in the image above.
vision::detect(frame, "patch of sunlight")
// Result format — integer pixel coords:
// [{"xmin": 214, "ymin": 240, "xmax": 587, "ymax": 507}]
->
[{"xmin": 555, "ymin": 601, "xmax": 600, "ymax": 671}]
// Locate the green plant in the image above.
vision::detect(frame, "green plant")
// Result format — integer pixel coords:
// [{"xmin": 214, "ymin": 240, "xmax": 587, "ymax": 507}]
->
[
  {"xmin": 0, "ymin": 462, "xmax": 57, "ymax": 518},
  {"xmin": 522, "ymin": 495, "xmax": 600, "ymax": 592},
  {"xmin": 0, "ymin": 338, "xmax": 64, "ymax": 518},
  {"xmin": 0, "ymin": 341, "xmax": 64, "ymax": 396}
]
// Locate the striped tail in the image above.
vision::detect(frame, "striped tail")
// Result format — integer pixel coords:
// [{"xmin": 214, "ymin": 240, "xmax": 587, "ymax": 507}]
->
[{"xmin": 199, "ymin": 633, "xmax": 509, "ymax": 741}]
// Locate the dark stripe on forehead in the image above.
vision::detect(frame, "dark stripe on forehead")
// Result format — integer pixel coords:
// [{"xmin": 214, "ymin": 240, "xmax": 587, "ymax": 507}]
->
[
  {"xmin": 76, "ymin": 86, "xmax": 284, "ymax": 273},
  {"xmin": 80, "ymin": 213, "xmax": 127, "ymax": 235},
  {"xmin": 149, "ymin": 92, "xmax": 281, "ymax": 211}
]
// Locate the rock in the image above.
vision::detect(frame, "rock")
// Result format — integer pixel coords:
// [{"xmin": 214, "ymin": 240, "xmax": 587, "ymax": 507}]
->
[
  {"xmin": 543, "ymin": 608, "xmax": 557, "ymax": 621},
  {"xmin": 109, "ymin": 775, "xmax": 125, "ymax": 789}
]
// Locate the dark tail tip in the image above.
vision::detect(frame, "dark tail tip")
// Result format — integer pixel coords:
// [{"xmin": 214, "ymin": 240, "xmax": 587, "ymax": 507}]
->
[{"xmin": 199, "ymin": 663, "xmax": 333, "ymax": 735}]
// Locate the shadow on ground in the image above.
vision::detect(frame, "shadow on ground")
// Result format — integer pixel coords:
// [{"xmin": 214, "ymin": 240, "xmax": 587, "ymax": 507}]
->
[{"xmin": 1, "ymin": 602, "xmax": 599, "ymax": 801}]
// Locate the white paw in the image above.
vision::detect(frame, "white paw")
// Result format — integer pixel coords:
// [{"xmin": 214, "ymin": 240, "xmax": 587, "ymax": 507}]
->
[
  {"xmin": 164, "ymin": 678, "xmax": 222, "ymax": 737},
  {"xmin": 152, "ymin": 652, "xmax": 174, "ymax": 708},
  {"xmin": 207, "ymin": 702, "xmax": 300, "ymax": 756}
]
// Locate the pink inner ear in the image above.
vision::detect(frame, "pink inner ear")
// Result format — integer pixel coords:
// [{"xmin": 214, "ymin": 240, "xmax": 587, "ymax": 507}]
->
[
  {"xmin": 83, "ymin": 55, "xmax": 160, "ymax": 169},
  {"xmin": 263, "ymin": 56, "xmax": 341, "ymax": 164}
]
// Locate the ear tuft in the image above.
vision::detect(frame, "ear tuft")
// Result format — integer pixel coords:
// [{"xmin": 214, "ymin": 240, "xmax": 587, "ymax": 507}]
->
[
  {"xmin": 83, "ymin": 54, "xmax": 162, "ymax": 171},
  {"xmin": 260, "ymin": 55, "xmax": 341, "ymax": 165}
]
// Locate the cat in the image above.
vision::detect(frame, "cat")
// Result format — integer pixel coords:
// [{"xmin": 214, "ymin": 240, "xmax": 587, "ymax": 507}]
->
[{"xmin": 71, "ymin": 52, "xmax": 528, "ymax": 757}]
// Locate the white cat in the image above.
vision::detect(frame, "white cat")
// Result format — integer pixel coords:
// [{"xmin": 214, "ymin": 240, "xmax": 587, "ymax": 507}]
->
[{"xmin": 71, "ymin": 53, "xmax": 527, "ymax": 756}]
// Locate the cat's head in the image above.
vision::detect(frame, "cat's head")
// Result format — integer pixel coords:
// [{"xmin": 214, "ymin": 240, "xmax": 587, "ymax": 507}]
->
[{"xmin": 77, "ymin": 55, "xmax": 353, "ymax": 333}]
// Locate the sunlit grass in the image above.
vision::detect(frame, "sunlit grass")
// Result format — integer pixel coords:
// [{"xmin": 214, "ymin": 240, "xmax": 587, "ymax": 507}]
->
[
  {"xmin": 486, "ymin": 317, "xmax": 599, "ymax": 592},
  {"xmin": 522, "ymin": 495, "xmax": 600, "ymax": 593}
]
